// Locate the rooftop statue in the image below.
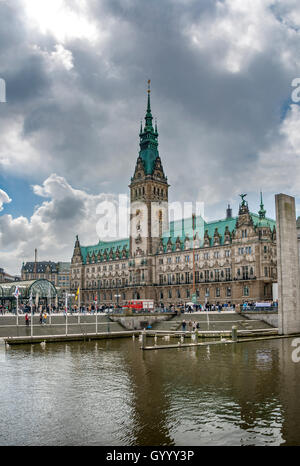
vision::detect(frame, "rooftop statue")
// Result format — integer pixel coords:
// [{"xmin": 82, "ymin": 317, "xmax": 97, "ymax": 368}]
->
[{"xmin": 240, "ymin": 193, "xmax": 248, "ymax": 206}]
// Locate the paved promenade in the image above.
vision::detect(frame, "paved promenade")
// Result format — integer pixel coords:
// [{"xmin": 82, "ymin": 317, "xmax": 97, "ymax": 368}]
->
[
  {"xmin": 0, "ymin": 310, "xmax": 274, "ymax": 338},
  {"xmin": 0, "ymin": 313, "xmax": 124, "ymax": 338}
]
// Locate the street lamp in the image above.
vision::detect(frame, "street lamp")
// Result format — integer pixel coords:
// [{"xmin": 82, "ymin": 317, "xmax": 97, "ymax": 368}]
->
[{"xmin": 114, "ymin": 294, "xmax": 121, "ymax": 310}]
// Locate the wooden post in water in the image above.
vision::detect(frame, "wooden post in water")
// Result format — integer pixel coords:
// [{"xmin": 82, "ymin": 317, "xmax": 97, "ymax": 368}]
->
[
  {"xmin": 195, "ymin": 330, "xmax": 198, "ymax": 343},
  {"xmin": 232, "ymin": 326, "xmax": 237, "ymax": 342}
]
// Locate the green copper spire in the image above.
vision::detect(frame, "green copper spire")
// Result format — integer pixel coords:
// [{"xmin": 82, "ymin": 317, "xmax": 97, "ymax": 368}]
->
[
  {"xmin": 138, "ymin": 80, "xmax": 159, "ymax": 175},
  {"xmin": 144, "ymin": 79, "xmax": 154, "ymax": 131},
  {"xmin": 259, "ymin": 191, "xmax": 266, "ymax": 219}
]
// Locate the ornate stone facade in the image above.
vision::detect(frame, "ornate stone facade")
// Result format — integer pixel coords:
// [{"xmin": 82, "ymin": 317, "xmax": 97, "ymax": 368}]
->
[
  {"xmin": 21, "ymin": 260, "xmax": 70, "ymax": 293},
  {"xmin": 70, "ymin": 86, "xmax": 277, "ymax": 307}
]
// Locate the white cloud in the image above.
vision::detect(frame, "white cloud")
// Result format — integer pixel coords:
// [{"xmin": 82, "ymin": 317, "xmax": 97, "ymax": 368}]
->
[
  {"xmin": 0, "ymin": 174, "xmax": 129, "ymax": 274},
  {"xmin": 32, "ymin": 44, "xmax": 74, "ymax": 71},
  {"xmin": 0, "ymin": 117, "xmax": 49, "ymax": 177},
  {"xmin": 251, "ymin": 104, "xmax": 300, "ymax": 194},
  {"xmin": 185, "ymin": 0, "xmax": 300, "ymax": 73},
  {"xmin": 51, "ymin": 44, "xmax": 74, "ymax": 70},
  {"xmin": 22, "ymin": 0, "xmax": 100, "ymax": 44},
  {"xmin": 0, "ymin": 189, "xmax": 11, "ymax": 211}
]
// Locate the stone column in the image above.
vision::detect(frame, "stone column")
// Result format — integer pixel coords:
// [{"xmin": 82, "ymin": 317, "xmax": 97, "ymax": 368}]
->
[{"xmin": 275, "ymin": 194, "xmax": 300, "ymax": 334}]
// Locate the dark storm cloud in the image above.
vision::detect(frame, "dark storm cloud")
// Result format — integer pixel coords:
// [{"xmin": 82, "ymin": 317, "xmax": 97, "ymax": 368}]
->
[
  {"xmin": 0, "ymin": 0, "xmax": 299, "ymax": 216},
  {"xmin": 1, "ymin": 0, "xmax": 300, "ymax": 274},
  {"xmin": 39, "ymin": 195, "xmax": 85, "ymax": 222}
]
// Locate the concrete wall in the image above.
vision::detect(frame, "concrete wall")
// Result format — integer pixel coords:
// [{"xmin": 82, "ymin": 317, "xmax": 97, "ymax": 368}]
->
[
  {"xmin": 243, "ymin": 312, "xmax": 278, "ymax": 328},
  {"xmin": 276, "ymin": 194, "xmax": 300, "ymax": 334},
  {"xmin": 110, "ymin": 313, "xmax": 173, "ymax": 330}
]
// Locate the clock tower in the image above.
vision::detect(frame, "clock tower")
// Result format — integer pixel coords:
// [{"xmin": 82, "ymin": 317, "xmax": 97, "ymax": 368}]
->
[{"xmin": 129, "ymin": 81, "xmax": 169, "ymax": 266}]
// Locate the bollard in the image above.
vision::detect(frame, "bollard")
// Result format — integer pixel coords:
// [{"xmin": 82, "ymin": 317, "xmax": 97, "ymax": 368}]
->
[
  {"xmin": 141, "ymin": 330, "xmax": 146, "ymax": 349},
  {"xmin": 231, "ymin": 326, "xmax": 237, "ymax": 342}
]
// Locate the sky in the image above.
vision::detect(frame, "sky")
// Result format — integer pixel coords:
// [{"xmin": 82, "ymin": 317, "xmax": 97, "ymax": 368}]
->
[{"xmin": 0, "ymin": 0, "xmax": 300, "ymax": 275}]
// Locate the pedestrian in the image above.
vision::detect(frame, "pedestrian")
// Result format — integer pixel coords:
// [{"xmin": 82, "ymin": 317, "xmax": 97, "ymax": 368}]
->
[
  {"xmin": 192, "ymin": 321, "xmax": 197, "ymax": 331},
  {"xmin": 25, "ymin": 312, "xmax": 29, "ymax": 326},
  {"xmin": 182, "ymin": 320, "xmax": 186, "ymax": 331},
  {"xmin": 188, "ymin": 320, "xmax": 193, "ymax": 332},
  {"xmin": 43, "ymin": 312, "xmax": 47, "ymax": 324},
  {"xmin": 39, "ymin": 311, "xmax": 43, "ymax": 325}
]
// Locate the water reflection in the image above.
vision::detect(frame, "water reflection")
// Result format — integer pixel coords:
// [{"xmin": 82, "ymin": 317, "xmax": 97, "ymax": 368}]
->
[{"xmin": 0, "ymin": 338, "xmax": 299, "ymax": 445}]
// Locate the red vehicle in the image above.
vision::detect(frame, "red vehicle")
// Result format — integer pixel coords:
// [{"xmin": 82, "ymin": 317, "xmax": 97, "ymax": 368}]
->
[{"xmin": 123, "ymin": 299, "xmax": 154, "ymax": 311}]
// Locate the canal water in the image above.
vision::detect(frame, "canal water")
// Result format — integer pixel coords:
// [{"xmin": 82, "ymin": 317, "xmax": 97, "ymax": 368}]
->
[{"xmin": 0, "ymin": 337, "xmax": 299, "ymax": 446}]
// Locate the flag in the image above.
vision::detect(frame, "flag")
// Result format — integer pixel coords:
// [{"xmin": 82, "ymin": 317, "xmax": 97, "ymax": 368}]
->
[
  {"xmin": 65, "ymin": 294, "xmax": 68, "ymax": 313},
  {"xmin": 75, "ymin": 287, "xmax": 80, "ymax": 301},
  {"xmin": 14, "ymin": 286, "xmax": 20, "ymax": 298}
]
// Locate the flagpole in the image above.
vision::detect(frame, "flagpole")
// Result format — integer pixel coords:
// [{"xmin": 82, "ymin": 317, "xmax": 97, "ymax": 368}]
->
[
  {"xmin": 95, "ymin": 294, "xmax": 98, "ymax": 334},
  {"xmin": 48, "ymin": 284, "xmax": 52, "ymax": 325},
  {"xmin": 14, "ymin": 286, "xmax": 20, "ymax": 326},
  {"xmin": 65, "ymin": 293, "xmax": 68, "ymax": 336},
  {"xmin": 16, "ymin": 294, "xmax": 19, "ymax": 326},
  {"xmin": 30, "ymin": 292, "xmax": 33, "ymax": 338},
  {"xmin": 78, "ymin": 286, "xmax": 80, "ymax": 324}
]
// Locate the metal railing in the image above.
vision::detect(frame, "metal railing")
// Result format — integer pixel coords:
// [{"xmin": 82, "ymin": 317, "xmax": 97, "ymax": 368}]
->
[{"xmin": 240, "ymin": 306, "xmax": 278, "ymax": 313}]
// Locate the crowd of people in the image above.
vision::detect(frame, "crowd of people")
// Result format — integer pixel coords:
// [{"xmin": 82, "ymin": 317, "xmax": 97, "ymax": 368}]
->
[{"xmin": 0, "ymin": 299, "xmax": 278, "ymax": 317}]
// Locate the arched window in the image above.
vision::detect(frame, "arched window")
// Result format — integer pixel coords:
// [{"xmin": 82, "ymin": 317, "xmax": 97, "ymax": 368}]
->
[{"xmin": 243, "ymin": 286, "xmax": 249, "ymax": 297}]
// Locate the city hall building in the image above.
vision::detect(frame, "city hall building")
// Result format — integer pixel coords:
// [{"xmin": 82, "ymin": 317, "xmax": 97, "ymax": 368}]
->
[{"xmin": 70, "ymin": 85, "xmax": 277, "ymax": 307}]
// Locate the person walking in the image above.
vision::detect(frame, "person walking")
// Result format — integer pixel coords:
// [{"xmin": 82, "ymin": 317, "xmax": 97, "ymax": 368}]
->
[
  {"xmin": 25, "ymin": 312, "xmax": 29, "ymax": 326},
  {"xmin": 188, "ymin": 320, "xmax": 193, "ymax": 332},
  {"xmin": 182, "ymin": 320, "xmax": 186, "ymax": 332}
]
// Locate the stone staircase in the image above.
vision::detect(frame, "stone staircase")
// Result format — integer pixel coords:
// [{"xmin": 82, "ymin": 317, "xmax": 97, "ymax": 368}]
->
[{"xmin": 150, "ymin": 312, "xmax": 273, "ymax": 332}]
